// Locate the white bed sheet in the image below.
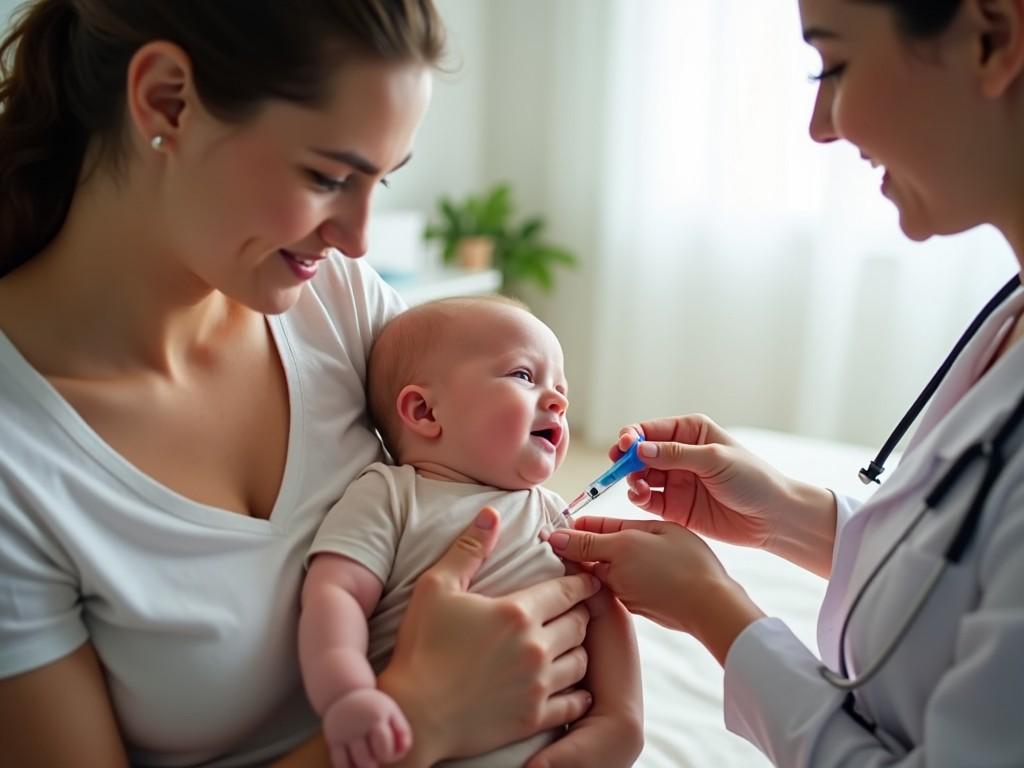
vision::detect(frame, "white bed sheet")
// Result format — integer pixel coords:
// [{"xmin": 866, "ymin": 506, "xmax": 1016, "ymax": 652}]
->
[{"xmin": 583, "ymin": 427, "xmax": 883, "ymax": 767}]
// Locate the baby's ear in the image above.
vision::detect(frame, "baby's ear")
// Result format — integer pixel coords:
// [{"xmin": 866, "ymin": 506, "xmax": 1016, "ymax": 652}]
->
[{"xmin": 396, "ymin": 384, "xmax": 441, "ymax": 439}]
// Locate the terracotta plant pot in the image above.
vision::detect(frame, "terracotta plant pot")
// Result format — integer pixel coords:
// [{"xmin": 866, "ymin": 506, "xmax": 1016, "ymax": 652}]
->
[{"xmin": 455, "ymin": 236, "xmax": 495, "ymax": 271}]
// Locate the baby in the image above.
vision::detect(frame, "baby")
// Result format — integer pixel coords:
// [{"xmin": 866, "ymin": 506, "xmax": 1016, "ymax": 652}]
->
[{"xmin": 298, "ymin": 296, "xmax": 641, "ymax": 767}]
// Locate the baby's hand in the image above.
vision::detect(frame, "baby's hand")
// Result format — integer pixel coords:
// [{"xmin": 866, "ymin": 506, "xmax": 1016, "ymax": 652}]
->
[{"xmin": 323, "ymin": 689, "xmax": 411, "ymax": 768}]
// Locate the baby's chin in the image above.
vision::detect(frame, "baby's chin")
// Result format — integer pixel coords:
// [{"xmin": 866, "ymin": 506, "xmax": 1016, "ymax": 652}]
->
[
  {"xmin": 513, "ymin": 465, "xmax": 557, "ymax": 489},
  {"xmin": 455, "ymin": 457, "xmax": 560, "ymax": 491},
  {"xmin": 478, "ymin": 467, "xmax": 552, "ymax": 492}
]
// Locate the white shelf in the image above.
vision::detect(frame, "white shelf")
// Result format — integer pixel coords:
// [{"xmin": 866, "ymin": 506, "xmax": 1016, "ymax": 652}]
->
[{"xmin": 390, "ymin": 268, "xmax": 503, "ymax": 306}]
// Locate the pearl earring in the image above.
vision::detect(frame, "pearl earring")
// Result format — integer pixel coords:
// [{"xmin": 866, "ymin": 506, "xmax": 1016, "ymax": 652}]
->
[{"xmin": 150, "ymin": 135, "xmax": 165, "ymax": 151}]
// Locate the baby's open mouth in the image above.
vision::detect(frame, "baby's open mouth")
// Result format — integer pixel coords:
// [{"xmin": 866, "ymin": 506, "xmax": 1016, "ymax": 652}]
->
[{"xmin": 530, "ymin": 427, "xmax": 560, "ymax": 447}]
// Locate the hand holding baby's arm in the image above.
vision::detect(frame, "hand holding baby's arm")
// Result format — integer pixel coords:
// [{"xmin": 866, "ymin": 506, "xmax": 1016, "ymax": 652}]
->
[{"xmin": 299, "ymin": 554, "xmax": 410, "ymax": 768}]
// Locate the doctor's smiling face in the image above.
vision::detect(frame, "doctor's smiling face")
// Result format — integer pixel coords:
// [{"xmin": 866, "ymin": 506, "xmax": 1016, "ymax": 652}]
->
[{"xmin": 799, "ymin": 0, "xmax": 1024, "ymax": 244}]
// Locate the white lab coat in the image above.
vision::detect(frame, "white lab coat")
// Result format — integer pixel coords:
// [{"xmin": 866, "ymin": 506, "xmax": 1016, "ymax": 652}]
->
[{"xmin": 723, "ymin": 285, "xmax": 1024, "ymax": 767}]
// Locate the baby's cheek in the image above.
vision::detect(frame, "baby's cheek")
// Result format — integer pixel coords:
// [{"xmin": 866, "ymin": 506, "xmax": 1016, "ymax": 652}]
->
[{"xmin": 487, "ymin": 405, "xmax": 529, "ymax": 444}]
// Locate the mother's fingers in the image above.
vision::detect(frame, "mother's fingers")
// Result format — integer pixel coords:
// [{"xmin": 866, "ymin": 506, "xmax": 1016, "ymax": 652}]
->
[
  {"xmin": 505, "ymin": 572, "xmax": 601, "ymax": 623},
  {"xmin": 540, "ymin": 604, "xmax": 590, "ymax": 660},
  {"xmin": 535, "ymin": 688, "xmax": 594, "ymax": 734},
  {"xmin": 423, "ymin": 507, "xmax": 501, "ymax": 592},
  {"xmin": 546, "ymin": 645, "xmax": 589, "ymax": 694}
]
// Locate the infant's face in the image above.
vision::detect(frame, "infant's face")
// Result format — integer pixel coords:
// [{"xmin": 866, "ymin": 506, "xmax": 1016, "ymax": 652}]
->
[{"xmin": 432, "ymin": 306, "xmax": 569, "ymax": 490}]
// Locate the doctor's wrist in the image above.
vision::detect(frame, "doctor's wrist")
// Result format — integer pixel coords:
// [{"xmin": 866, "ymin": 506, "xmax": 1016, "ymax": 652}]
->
[
  {"xmin": 765, "ymin": 479, "xmax": 837, "ymax": 579},
  {"xmin": 691, "ymin": 578, "xmax": 765, "ymax": 667}
]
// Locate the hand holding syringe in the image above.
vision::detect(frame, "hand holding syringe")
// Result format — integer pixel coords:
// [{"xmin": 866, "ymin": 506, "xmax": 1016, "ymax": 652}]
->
[{"xmin": 562, "ymin": 437, "xmax": 646, "ymax": 518}]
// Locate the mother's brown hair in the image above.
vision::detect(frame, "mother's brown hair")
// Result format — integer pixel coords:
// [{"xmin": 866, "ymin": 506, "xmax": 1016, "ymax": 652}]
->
[{"xmin": 0, "ymin": 0, "xmax": 445, "ymax": 277}]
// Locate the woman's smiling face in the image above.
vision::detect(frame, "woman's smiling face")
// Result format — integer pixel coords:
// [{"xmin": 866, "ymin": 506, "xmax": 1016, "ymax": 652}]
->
[{"xmin": 166, "ymin": 58, "xmax": 432, "ymax": 314}]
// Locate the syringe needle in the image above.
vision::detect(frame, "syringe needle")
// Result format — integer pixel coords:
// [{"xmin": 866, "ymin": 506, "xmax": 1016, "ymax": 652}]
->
[
  {"xmin": 561, "ymin": 491, "xmax": 590, "ymax": 518},
  {"xmin": 560, "ymin": 437, "xmax": 647, "ymax": 519}
]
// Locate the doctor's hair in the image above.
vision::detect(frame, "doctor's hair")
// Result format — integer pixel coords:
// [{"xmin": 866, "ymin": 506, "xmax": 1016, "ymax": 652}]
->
[
  {"xmin": 860, "ymin": 0, "xmax": 961, "ymax": 38},
  {"xmin": 0, "ymin": 0, "xmax": 445, "ymax": 278},
  {"xmin": 367, "ymin": 295, "xmax": 532, "ymax": 460}
]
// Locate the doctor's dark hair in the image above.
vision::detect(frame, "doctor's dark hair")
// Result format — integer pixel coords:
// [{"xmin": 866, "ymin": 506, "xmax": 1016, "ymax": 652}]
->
[
  {"xmin": 860, "ymin": 0, "xmax": 961, "ymax": 38},
  {"xmin": 0, "ymin": 0, "xmax": 445, "ymax": 278}
]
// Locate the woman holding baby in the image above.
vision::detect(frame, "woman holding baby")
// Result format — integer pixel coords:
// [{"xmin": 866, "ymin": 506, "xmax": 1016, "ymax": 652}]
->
[{"xmin": 0, "ymin": 2, "xmax": 629, "ymax": 766}]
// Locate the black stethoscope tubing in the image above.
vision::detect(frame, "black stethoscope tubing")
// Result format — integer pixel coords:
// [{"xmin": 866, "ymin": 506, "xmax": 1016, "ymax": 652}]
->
[
  {"xmin": 857, "ymin": 274, "xmax": 1022, "ymax": 486},
  {"xmin": 819, "ymin": 274, "xmax": 1023, "ymax": 710}
]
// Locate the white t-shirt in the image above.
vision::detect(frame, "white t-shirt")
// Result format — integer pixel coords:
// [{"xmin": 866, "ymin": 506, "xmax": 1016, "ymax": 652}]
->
[
  {"xmin": 0, "ymin": 254, "xmax": 404, "ymax": 767},
  {"xmin": 308, "ymin": 462, "xmax": 570, "ymax": 767}
]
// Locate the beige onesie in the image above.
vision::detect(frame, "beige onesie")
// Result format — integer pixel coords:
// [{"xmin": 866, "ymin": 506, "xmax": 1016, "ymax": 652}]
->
[{"xmin": 308, "ymin": 462, "xmax": 571, "ymax": 767}]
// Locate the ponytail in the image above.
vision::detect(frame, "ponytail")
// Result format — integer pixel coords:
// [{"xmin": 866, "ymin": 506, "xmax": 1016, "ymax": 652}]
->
[{"xmin": 0, "ymin": 0, "xmax": 86, "ymax": 277}]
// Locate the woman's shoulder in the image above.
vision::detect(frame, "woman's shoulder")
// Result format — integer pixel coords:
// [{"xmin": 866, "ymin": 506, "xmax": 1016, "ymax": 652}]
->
[
  {"xmin": 304, "ymin": 250, "xmax": 406, "ymax": 340},
  {"xmin": 274, "ymin": 252, "xmax": 406, "ymax": 379},
  {"xmin": 0, "ymin": 332, "xmax": 65, "ymax": 469}
]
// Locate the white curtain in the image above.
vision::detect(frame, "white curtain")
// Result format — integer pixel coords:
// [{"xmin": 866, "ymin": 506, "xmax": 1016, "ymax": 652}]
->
[{"xmin": 583, "ymin": 0, "xmax": 1016, "ymax": 448}]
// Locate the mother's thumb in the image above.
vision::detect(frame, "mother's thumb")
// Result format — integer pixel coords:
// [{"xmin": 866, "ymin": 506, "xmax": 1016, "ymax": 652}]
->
[
  {"xmin": 638, "ymin": 440, "xmax": 724, "ymax": 475},
  {"xmin": 430, "ymin": 506, "xmax": 501, "ymax": 592}
]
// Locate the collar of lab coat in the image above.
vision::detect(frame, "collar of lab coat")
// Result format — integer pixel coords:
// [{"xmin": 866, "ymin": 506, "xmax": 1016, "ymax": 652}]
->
[
  {"xmin": 845, "ymin": 285, "xmax": 1024, "ymax": 516},
  {"xmin": 909, "ymin": 285, "xmax": 1024, "ymax": 463},
  {"xmin": 819, "ymin": 283, "xmax": 1024, "ymax": 665}
]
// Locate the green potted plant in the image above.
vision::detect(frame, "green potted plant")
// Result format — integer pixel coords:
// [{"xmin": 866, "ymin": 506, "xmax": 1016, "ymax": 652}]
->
[{"xmin": 423, "ymin": 183, "xmax": 576, "ymax": 292}]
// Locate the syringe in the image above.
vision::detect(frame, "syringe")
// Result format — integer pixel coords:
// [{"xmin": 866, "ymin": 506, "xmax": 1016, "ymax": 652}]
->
[{"xmin": 562, "ymin": 437, "xmax": 646, "ymax": 518}]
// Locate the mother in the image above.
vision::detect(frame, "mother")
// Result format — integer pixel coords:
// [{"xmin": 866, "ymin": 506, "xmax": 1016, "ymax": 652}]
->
[{"xmin": 0, "ymin": 2, "xmax": 603, "ymax": 766}]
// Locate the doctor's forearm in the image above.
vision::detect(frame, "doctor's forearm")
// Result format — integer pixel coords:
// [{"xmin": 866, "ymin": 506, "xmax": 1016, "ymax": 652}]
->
[
  {"xmin": 764, "ymin": 480, "xmax": 837, "ymax": 579},
  {"xmin": 693, "ymin": 580, "xmax": 766, "ymax": 667}
]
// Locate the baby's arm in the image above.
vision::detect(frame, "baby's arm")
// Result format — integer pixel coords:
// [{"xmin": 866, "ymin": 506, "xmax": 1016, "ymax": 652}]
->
[{"xmin": 299, "ymin": 553, "xmax": 411, "ymax": 767}]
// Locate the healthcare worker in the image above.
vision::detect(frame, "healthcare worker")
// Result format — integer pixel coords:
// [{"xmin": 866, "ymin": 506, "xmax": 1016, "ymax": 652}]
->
[{"xmin": 549, "ymin": 1, "xmax": 1024, "ymax": 765}]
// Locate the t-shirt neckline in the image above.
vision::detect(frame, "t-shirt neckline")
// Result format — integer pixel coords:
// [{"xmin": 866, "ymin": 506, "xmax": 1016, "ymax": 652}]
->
[{"xmin": 0, "ymin": 316, "xmax": 306, "ymax": 533}]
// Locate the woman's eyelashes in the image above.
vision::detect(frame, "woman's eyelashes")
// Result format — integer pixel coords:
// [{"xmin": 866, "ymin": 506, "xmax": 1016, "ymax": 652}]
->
[
  {"xmin": 306, "ymin": 169, "xmax": 392, "ymax": 193},
  {"xmin": 307, "ymin": 169, "xmax": 350, "ymax": 192},
  {"xmin": 809, "ymin": 62, "xmax": 845, "ymax": 82}
]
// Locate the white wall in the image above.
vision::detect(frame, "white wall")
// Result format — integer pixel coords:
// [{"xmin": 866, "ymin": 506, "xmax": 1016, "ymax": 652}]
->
[
  {"xmin": 0, "ymin": 0, "xmax": 17, "ymax": 23},
  {"xmin": 477, "ymin": 0, "xmax": 614, "ymax": 440},
  {"xmin": 374, "ymin": 0, "xmax": 489, "ymax": 216},
  {"xmin": 382, "ymin": 0, "xmax": 614, "ymax": 439}
]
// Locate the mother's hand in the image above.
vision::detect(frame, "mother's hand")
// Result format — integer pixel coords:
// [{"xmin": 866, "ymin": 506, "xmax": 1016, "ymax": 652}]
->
[
  {"xmin": 549, "ymin": 517, "xmax": 764, "ymax": 666},
  {"xmin": 378, "ymin": 507, "xmax": 600, "ymax": 767}
]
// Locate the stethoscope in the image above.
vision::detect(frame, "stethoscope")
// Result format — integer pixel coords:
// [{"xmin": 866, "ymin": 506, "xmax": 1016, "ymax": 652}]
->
[{"xmin": 818, "ymin": 274, "xmax": 1024, "ymax": 728}]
